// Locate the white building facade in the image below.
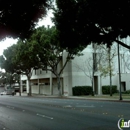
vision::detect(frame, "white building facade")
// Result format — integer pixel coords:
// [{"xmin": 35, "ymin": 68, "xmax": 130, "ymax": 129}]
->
[{"xmin": 20, "ymin": 37, "xmax": 130, "ymax": 96}]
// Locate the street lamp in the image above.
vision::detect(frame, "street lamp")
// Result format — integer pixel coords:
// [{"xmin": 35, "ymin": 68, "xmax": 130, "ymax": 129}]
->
[{"xmin": 117, "ymin": 43, "xmax": 123, "ymax": 100}]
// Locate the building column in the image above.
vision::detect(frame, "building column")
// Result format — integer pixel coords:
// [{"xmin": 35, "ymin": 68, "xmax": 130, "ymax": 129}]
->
[
  {"xmin": 62, "ymin": 61, "xmax": 72, "ymax": 96},
  {"xmin": 98, "ymin": 76, "xmax": 102, "ymax": 95},
  {"xmin": 26, "ymin": 80, "xmax": 29, "ymax": 94},
  {"xmin": 20, "ymin": 76, "xmax": 23, "ymax": 93}
]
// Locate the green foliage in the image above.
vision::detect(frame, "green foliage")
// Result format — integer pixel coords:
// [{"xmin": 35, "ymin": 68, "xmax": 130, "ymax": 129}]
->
[
  {"xmin": 54, "ymin": 0, "xmax": 130, "ymax": 49},
  {"xmin": 0, "ymin": 55, "xmax": 5, "ymax": 68},
  {"xmin": 28, "ymin": 26, "xmax": 62, "ymax": 73},
  {"xmin": 30, "ymin": 26, "xmax": 80, "ymax": 76},
  {"xmin": 0, "ymin": 0, "xmax": 50, "ymax": 40},
  {"xmin": 102, "ymin": 85, "xmax": 117, "ymax": 94},
  {"xmin": 0, "ymin": 72, "xmax": 19, "ymax": 85},
  {"xmin": 0, "ymin": 44, "xmax": 17, "ymax": 73},
  {"xmin": 122, "ymin": 90, "xmax": 130, "ymax": 94},
  {"xmin": 72, "ymin": 86, "xmax": 92, "ymax": 96},
  {"xmin": 99, "ymin": 65, "xmax": 115, "ymax": 77},
  {"xmin": 13, "ymin": 39, "xmax": 40, "ymax": 75},
  {"xmin": 98, "ymin": 46, "xmax": 116, "ymax": 77}
]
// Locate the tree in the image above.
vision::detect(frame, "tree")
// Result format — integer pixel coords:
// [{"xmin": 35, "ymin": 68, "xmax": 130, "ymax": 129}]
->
[
  {"xmin": 0, "ymin": 44, "xmax": 22, "ymax": 95},
  {"xmin": 30, "ymin": 26, "xmax": 83, "ymax": 96},
  {"xmin": 0, "ymin": 44, "xmax": 18, "ymax": 86},
  {"xmin": 0, "ymin": 44, "xmax": 17, "ymax": 73},
  {"xmin": 98, "ymin": 44, "xmax": 117, "ymax": 96},
  {"xmin": 0, "ymin": 71, "xmax": 6, "ymax": 85},
  {"xmin": 0, "ymin": 0, "xmax": 51, "ymax": 40},
  {"xmin": 54, "ymin": 0, "xmax": 130, "ymax": 50},
  {"xmin": 12, "ymin": 40, "xmax": 40, "ymax": 96},
  {"xmin": 0, "ymin": 71, "xmax": 18, "ymax": 87}
]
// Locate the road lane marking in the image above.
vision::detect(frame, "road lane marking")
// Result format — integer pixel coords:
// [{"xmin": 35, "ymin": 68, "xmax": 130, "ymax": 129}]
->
[
  {"xmin": 6, "ymin": 106, "xmax": 14, "ymax": 109},
  {"xmin": 63, "ymin": 105, "xmax": 72, "ymax": 107},
  {"xmin": 36, "ymin": 113, "xmax": 53, "ymax": 120},
  {"xmin": 76, "ymin": 105, "xmax": 95, "ymax": 108}
]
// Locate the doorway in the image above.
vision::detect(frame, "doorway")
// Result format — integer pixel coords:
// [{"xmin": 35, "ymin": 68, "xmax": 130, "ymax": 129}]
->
[
  {"xmin": 94, "ymin": 76, "xmax": 98, "ymax": 94},
  {"xmin": 121, "ymin": 82, "xmax": 126, "ymax": 92}
]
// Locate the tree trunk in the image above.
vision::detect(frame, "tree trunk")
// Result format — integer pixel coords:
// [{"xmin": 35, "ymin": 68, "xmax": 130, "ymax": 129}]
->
[
  {"xmin": 109, "ymin": 69, "xmax": 112, "ymax": 96},
  {"xmin": 57, "ymin": 75, "xmax": 62, "ymax": 96},
  {"xmin": 27, "ymin": 76, "xmax": 31, "ymax": 96}
]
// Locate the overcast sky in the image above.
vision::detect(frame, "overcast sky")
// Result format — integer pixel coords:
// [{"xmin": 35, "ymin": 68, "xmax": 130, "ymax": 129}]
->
[{"xmin": 0, "ymin": 10, "xmax": 54, "ymax": 55}]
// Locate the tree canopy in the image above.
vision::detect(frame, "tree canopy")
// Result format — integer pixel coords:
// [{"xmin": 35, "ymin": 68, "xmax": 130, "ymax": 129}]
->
[
  {"xmin": 0, "ymin": 44, "xmax": 17, "ymax": 73},
  {"xmin": 29, "ymin": 26, "xmax": 75, "ymax": 95},
  {"xmin": 54, "ymin": 0, "xmax": 130, "ymax": 49},
  {"xmin": 0, "ymin": 0, "xmax": 52, "ymax": 40}
]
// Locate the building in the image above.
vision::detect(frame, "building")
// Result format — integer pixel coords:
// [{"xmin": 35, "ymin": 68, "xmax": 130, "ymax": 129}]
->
[{"xmin": 20, "ymin": 37, "xmax": 130, "ymax": 96}]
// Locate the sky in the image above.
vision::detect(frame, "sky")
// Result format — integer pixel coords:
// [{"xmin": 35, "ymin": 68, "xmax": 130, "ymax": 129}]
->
[{"xmin": 0, "ymin": 10, "xmax": 54, "ymax": 56}]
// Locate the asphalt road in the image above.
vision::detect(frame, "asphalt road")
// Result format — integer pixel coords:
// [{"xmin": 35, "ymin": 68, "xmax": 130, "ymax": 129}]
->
[{"xmin": 0, "ymin": 95, "xmax": 130, "ymax": 130}]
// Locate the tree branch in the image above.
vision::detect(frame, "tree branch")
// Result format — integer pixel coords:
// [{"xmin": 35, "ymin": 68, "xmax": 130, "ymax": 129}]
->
[
  {"xmin": 59, "ymin": 53, "xmax": 70, "ymax": 75},
  {"xmin": 115, "ymin": 40, "xmax": 130, "ymax": 49}
]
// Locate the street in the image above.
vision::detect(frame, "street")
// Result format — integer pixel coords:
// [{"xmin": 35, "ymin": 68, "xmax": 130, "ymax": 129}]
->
[{"xmin": 0, "ymin": 95, "xmax": 129, "ymax": 130}]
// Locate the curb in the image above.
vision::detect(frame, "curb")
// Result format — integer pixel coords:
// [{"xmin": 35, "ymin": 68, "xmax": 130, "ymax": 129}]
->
[{"xmin": 14, "ymin": 94, "xmax": 130, "ymax": 103}]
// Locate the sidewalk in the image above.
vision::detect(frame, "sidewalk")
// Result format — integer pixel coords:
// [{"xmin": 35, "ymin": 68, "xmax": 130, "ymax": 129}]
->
[
  {"xmin": 67, "ymin": 96, "xmax": 130, "ymax": 102},
  {"xmin": 15, "ymin": 93, "xmax": 130, "ymax": 102}
]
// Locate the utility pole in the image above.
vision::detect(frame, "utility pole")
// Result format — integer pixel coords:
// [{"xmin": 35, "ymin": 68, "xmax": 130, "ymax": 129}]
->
[
  {"xmin": 108, "ymin": 47, "xmax": 112, "ymax": 96},
  {"xmin": 117, "ymin": 43, "xmax": 123, "ymax": 100}
]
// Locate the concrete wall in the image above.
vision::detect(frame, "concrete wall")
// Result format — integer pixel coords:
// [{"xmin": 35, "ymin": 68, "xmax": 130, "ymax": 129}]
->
[
  {"xmin": 118, "ymin": 73, "xmax": 130, "ymax": 91},
  {"xmin": 52, "ymin": 78, "xmax": 63, "ymax": 95},
  {"xmin": 39, "ymin": 85, "xmax": 50, "ymax": 95},
  {"xmin": 32, "ymin": 85, "xmax": 39, "ymax": 94}
]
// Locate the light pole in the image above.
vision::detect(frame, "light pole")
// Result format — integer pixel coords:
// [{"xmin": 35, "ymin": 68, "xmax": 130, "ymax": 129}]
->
[{"xmin": 117, "ymin": 43, "xmax": 122, "ymax": 100}]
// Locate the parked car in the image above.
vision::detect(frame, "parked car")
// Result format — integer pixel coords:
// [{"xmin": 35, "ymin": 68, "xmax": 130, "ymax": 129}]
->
[
  {"xmin": 0, "ymin": 89, "xmax": 16, "ymax": 96},
  {"xmin": 0, "ymin": 91, "xmax": 7, "ymax": 95}
]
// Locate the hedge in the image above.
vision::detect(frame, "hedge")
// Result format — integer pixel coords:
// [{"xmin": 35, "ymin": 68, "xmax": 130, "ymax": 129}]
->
[
  {"xmin": 72, "ymin": 86, "xmax": 92, "ymax": 96},
  {"xmin": 122, "ymin": 90, "xmax": 130, "ymax": 94},
  {"xmin": 102, "ymin": 85, "xmax": 117, "ymax": 94}
]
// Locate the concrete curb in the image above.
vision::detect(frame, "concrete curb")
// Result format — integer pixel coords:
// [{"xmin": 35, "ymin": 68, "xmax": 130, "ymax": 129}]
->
[
  {"xmin": 14, "ymin": 93, "xmax": 130, "ymax": 103},
  {"xmin": 66, "ymin": 97, "xmax": 130, "ymax": 103}
]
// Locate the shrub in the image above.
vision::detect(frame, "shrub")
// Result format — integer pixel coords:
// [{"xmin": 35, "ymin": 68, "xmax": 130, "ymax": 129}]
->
[
  {"xmin": 122, "ymin": 90, "xmax": 130, "ymax": 94},
  {"xmin": 72, "ymin": 86, "xmax": 92, "ymax": 96},
  {"xmin": 102, "ymin": 85, "xmax": 117, "ymax": 94}
]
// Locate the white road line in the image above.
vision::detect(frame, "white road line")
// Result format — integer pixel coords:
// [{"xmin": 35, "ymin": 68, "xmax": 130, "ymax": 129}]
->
[
  {"xmin": 6, "ymin": 106, "xmax": 14, "ymax": 109},
  {"xmin": 76, "ymin": 105, "xmax": 95, "ymax": 108},
  {"xmin": 36, "ymin": 113, "xmax": 53, "ymax": 120},
  {"xmin": 63, "ymin": 105, "xmax": 72, "ymax": 107}
]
